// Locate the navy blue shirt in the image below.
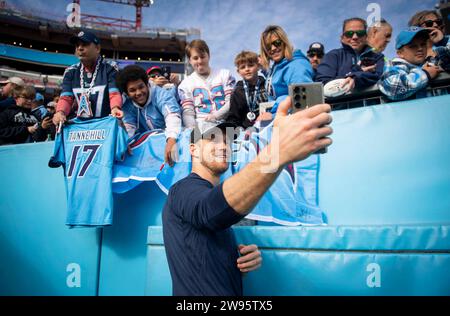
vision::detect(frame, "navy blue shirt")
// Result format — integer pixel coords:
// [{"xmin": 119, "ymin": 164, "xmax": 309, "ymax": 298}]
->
[{"xmin": 162, "ymin": 172, "xmax": 245, "ymax": 296}]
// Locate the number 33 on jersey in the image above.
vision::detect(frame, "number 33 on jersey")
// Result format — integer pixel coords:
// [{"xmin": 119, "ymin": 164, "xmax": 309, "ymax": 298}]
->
[
  {"xmin": 49, "ymin": 116, "xmax": 128, "ymax": 228},
  {"xmin": 178, "ymin": 69, "xmax": 235, "ymax": 116}
]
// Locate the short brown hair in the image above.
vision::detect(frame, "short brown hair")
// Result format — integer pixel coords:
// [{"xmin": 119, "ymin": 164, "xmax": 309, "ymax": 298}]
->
[
  {"xmin": 259, "ymin": 25, "xmax": 293, "ymax": 70},
  {"xmin": 409, "ymin": 10, "xmax": 441, "ymax": 27},
  {"xmin": 234, "ymin": 51, "xmax": 259, "ymax": 68},
  {"xmin": 186, "ymin": 39, "xmax": 210, "ymax": 59},
  {"xmin": 12, "ymin": 85, "xmax": 35, "ymax": 99}
]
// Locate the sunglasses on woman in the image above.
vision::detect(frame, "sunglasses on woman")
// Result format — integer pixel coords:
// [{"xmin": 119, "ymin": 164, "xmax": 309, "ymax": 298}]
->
[
  {"xmin": 149, "ymin": 73, "xmax": 162, "ymax": 79},
  {"xmin": 266, "ymin": 39, "xmax": 283, "ymax": 50},
  {"xmin": 420, "ymin": 19, "xmax": 443, "ymax": 28},
  {"xmin": 343, "ymin": 30, "xmax": 367, "ymax": 38}
]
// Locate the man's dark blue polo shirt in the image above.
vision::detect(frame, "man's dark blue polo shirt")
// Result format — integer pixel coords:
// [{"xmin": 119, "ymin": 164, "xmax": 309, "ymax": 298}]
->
[{"xmin": 162, "ymin": 172, "xmax": 245, "ymax": 296}]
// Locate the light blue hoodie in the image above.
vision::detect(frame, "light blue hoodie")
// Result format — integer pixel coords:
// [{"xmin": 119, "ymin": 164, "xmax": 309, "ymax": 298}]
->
[
  {"xmin": 122, "ymin": 83, "xmax": 181, "ymax": 139},
  {"xmin": 267, "ymin": 49, "xmax": 314, "ymax": 113}
]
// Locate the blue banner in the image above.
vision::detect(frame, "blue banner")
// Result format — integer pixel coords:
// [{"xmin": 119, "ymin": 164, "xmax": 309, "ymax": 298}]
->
[{"xmin": 112, "ymin": 124, "xmax": 324, "ymax": 226}]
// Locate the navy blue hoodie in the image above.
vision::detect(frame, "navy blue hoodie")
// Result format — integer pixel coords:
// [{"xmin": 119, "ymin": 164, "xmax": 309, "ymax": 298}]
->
[{"xmin": 316, "ymin": 43, "xmax": 385, "ymax": 89}]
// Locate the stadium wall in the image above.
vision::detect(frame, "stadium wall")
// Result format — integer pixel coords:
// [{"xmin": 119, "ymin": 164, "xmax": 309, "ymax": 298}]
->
[{"xmin": 0, "ymin": 95, "xmax": 449, "ymax": 295}]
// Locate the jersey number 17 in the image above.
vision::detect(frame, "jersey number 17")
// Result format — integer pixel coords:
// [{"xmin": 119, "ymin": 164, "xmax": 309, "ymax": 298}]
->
[{"xmin": 67, "ymin": 144, "xmax": 101, "ymax": 178}]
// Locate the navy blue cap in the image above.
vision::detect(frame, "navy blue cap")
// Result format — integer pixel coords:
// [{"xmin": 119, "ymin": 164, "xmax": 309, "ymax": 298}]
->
[
  {"xmin": 307, "ymin": 42, "xmax": 325, "ymax": 55},
  {"xmin": 395, "ymin": 27, "xmax": 430, "ymax": 50},
  {"xmin": 70, "ymin": 31, "xmax": 100, "ymax": 45}
]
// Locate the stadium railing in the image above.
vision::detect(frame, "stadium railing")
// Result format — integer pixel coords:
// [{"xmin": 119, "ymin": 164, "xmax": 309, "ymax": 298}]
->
[{"xmin": 326, "ymin": 72, "xmax": 450, "ymax": 110}]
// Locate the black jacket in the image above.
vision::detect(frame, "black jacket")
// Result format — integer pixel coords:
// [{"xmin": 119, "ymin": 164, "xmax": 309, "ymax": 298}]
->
[
  {"xmin": 228, "ymin": 76, "xmax": 268, "ymax": 129},
  {"xmin": 0, "ymin": 97, "xmax": 16, "ymax": 113},
  {"xmin": 0, "ymin": 105, "xmax": 48, "ymax": 145}
]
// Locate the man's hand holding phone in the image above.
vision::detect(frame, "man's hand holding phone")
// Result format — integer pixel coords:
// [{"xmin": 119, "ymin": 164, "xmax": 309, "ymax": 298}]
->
[{"xmin": 288, "ymin": 83, "xmax": 330, "ymax": 154}]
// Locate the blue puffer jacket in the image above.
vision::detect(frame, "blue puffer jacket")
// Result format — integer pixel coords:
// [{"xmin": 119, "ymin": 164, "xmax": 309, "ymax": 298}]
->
[
  {"xmin": 267, "ymin": 49, "xmax": 314, "ymax": 113},
  {"xmin": 316, "ymin": 43, "xmax": 385, "ymax": 89}
]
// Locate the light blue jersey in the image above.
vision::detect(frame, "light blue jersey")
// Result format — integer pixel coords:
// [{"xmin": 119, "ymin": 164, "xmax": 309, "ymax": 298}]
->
[
  {"xmin": 112, "ymin": 129, "xmax": 192, "ymax": 194},
  {"xmin": 49, "ymin": 116, "xmax": 128, "ymax": 227}
]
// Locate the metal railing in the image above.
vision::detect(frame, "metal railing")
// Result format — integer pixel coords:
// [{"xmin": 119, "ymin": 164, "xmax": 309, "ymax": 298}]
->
[
  {"xmin": 326, "ymin": 72, "xmax": 450, "ymax": 110},
  {"xmin": 258, "ymin": 73, "xmax": 450, "ymax": 114}
]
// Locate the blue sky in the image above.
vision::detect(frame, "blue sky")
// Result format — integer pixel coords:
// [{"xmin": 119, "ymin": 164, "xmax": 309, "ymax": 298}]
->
[{"xmin": 10, "ymin": 0, "xmax": 436, "ymax": 75}]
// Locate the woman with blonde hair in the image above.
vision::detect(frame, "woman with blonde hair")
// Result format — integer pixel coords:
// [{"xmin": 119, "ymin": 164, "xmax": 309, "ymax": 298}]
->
[
  {"xmin": 409, "ymin": 10, "xmax": 449, "ymax": 68},
  {"xmin": 409, "ymin": 10, "xmax": 448, "ymax": 49},
  {"xmin": 259, "ymin": 25, "xmax": 314, "ymax": 116}
]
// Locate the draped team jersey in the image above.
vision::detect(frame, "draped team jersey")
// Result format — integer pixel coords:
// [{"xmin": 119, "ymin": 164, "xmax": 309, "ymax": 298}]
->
[
  {"xmin": 178, "ymin": 68, "xmax": 235, "ymax": 119},
  {"xmin": 49, "ymin": 116, "xmax": 128, "ymax": 227},
  {"xmin": 61, "ymin": 57, "xmax": 120, "ymax": 118}
]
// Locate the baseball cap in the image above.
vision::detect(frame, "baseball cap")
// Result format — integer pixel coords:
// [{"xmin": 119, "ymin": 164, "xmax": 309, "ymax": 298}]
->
[
  {"xmin": 70, "ymin": 31, "xmax": 100, "ymax": 45},
  {"xmin": 395, "ymin": 27, "xmax": 430, "ymax": 50},
  {"xmin": 0, "ymin": 76, "xmax": 25, "ymax": 86},
  {"xmin": 146, "ymin": 66, "xmax": 162, "ymax": 75},
  {"xmin": 35, "ymin": 92, "xmax": 44, "ymax": 102},
  {"xmin": 190, "ymin": 120, "xmax": 239, "ymax": 144},
  {"xmin": 307, "ymin": 42, "xmax": 325, "ymax": 55}
]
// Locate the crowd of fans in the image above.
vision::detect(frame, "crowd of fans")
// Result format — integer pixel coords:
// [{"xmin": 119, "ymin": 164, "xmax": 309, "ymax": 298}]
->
[
  {"xmin": 0, "ymin": 77, "xmax": 58, "ymax": 145},
  {"xmin": 0, "ymin": 9, "xmax": 449, "ymax": 148}
]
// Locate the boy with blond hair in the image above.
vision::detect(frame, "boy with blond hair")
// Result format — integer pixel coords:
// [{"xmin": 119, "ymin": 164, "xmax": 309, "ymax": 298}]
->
[{"xmin": 228, "ymin": 51, "xmax": 268, "ymax": 129}]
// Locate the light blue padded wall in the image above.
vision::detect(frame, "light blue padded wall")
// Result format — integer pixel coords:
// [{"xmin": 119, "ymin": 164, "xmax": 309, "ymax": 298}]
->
[{"xmin": 1, "ymin": 95, "xmax": 449, "ymax": 295}]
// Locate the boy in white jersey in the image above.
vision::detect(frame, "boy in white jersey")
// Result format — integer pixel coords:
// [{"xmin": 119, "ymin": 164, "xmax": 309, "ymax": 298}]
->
[{"xmin": 178, "ymin": 39, "xmax": 236, "ymax": 128}]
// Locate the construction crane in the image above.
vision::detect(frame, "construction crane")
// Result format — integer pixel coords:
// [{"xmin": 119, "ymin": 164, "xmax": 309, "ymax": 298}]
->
[
  {"xmin": 71, "ymin": 0, "xmax": 154, "ymax": 32},
  {"xmin": 97, "ymin": 0, "xmax": 153, "ymax": 31}
]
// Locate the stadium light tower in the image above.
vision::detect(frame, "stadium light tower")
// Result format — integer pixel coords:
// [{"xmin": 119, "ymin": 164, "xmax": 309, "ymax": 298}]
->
[{"xmin": 97, "ymin": 0, "xmax": 154, "ymax": 31}]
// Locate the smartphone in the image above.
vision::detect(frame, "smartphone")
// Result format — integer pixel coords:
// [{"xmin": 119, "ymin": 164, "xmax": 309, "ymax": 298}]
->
[
  {"xmin": 161, "ymin": 66, "xmax": 171, "ymax": 80},
  {"xmin": 360, "ymin": 57, "xmax": 376, "ymax": 67},
  {"xmin": 43, "ymin": 111, "xmax": 54, "ymax": 120},
  {"xmin": 288, "ymin": 83, "xmax": 327, "ymax": 154},
  {"xmin": 289, "ymin": 83, "xmax": 324, "ymax": 112}
]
